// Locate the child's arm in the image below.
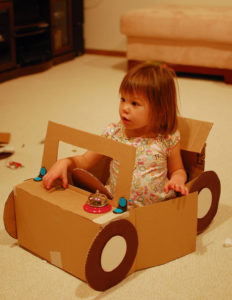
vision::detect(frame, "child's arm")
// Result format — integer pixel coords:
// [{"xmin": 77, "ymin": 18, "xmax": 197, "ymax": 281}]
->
[
  {"xmin": 164, "ymin": 142, "xmax": 189, "ymax": 195},
  {"xmin": 42, "ymin": 150, "xmax": 103, "ymax": 190}
]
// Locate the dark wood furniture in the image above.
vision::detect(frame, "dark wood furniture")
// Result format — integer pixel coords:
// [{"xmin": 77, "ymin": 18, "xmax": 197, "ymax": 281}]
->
[{"xmin": 0, "ymin": 0, "xmax": 84, "ymax": 82}]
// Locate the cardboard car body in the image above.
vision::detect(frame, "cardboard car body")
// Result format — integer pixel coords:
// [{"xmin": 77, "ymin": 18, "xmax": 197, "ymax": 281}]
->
[{"xmin": 4, "ymin": 117, "xmax": 221, "ymax": 291}]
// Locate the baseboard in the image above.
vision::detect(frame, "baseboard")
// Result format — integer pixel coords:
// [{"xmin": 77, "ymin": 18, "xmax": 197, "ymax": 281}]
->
[{"xmin": 85, "ymin": 49, "xmax": 126, "ymax": 57}]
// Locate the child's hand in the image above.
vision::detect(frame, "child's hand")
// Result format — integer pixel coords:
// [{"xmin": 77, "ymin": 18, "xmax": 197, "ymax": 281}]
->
[
  {"xmin": 42, "ymin": 158, "xmax": 71, "ymax": 190},
  {"xmin": 164, "ymin": 179, "xmax": 189, "ymax": 196}
]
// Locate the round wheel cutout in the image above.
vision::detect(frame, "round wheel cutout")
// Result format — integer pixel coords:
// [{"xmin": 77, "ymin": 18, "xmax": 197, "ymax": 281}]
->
[
  {"xmin": 85, "ymin": 219, "xmax": 138, "ymax": 291},
  {"xmin": 198, "ymin": 188, "xmax": 212, "ymax": 218},
  {"xmin": 189, "ymin": 171, "xmax": 220, "ymax": 234},
  {"xmin": 101, "ymin": 235, "xmax": 127, "ymax": 272},
  {"xmin": 3, "ymin": 190, "xmax": 17, "ymax": 238}
]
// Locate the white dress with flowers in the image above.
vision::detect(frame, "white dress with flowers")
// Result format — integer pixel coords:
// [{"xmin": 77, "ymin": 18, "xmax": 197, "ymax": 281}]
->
[{"xmin": 102, "ymin": 122, "xmax": 180, "ymax": 206}]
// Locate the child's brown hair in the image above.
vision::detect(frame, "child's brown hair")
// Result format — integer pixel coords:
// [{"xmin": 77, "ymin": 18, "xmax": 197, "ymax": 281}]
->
[{"xmin": 119, "ymin": 63, "xmax": 178, "ymax": 135}]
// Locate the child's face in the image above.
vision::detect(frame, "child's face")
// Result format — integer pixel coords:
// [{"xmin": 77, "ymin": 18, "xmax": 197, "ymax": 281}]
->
[{"xmin": 119, "ymin": 93, "xmax": 152, "ymax": 137}]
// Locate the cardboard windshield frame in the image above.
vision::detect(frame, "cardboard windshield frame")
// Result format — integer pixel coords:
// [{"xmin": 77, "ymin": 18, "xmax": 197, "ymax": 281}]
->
[{"xmin": 42, "ymin": 121, "xmax": 136, "ymax": 207}]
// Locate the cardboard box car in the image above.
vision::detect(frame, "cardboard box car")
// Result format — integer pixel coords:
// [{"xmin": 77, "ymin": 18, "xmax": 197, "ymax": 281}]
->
[{"xmin": 4, "ymin": 117, "xmax": 221, "ymax": 291}]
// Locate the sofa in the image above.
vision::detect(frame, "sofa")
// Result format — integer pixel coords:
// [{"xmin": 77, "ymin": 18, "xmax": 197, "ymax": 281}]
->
[{"xmin": 120, "ymin": 5, "xmax": 232, "ymax": 83}]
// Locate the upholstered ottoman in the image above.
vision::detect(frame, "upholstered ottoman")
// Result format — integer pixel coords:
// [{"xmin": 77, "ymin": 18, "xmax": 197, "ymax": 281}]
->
[{"xmin": 120, "ymin": 5, "xmax": 232, "ymax": 83}]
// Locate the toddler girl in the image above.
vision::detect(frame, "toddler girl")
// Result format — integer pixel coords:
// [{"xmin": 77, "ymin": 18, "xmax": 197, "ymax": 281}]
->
[{"xmin": 43, "ymin": 63, "xmax": 188, "ymax": 206}]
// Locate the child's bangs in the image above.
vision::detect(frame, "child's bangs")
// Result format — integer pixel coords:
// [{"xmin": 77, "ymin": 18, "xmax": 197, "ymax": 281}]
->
[{"xmin": 119, "ymin": 73, "xmax": 152, "ymax": 99}]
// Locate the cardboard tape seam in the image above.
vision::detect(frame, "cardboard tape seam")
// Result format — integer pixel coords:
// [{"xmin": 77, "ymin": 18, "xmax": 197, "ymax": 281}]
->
[{"xmin": 50, "ymin": 251, "xmax": 63, "ymax": 268}]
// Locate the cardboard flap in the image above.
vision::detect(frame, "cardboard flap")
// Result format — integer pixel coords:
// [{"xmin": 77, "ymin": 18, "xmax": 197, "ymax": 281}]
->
[
  {"xmin": 178, "ymin": 116, "xmax": 213, "ymax": 153},
  {"xmin": 42, "ymin": 121, "xmax": 136, "ymax": 206},
  {"xmin": 132, "ymin": 191, "xmax": 198, "ymax": 270},
  {"xmin": 72, "ymin": 168, "xmax": 113, "ymax": 199}
]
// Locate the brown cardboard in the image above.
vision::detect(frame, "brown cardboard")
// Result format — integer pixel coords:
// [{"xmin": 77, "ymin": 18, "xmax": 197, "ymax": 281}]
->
[
  {"xmin": 129, "ymin": 192, "xmax": 198, "ymax": 271},
  {"xmin": 0, "ymin": 132, "xmax": 10, "ymax": 144},
  {"xmin": 178, "ymin": 116, "xmax": 213, "ymax": 180},
  {"xmin": 188, "ymin": 171, "xmax": 221, "ymax": 234},
  {"xmin": 178, "ymin": 116, "xmax": 213, "ymax": 153},
  {"xmin": 85, "ymin": 219, "xmax": 138, "ymax": 291},
  {"xmin": 3, "ymin": 191, "xmax": 17, "ymax": 238},
  {"xmin": 4, "ymin": 118, "xmax": 219, "ymax": 291},
  {"xmin": 42, "ymin": 121, "xmax": 136, "ymax": 207},
  {"xmin": 13, "ymin": 178, "xmax": 198, "ymax": 288},
  {"xmin": 14, "ymin": 180, "xmax": 102, "ymax": 281},
  {"xmin": 72, "ymin": 168, "xmax": 112, "ymax": 198}
]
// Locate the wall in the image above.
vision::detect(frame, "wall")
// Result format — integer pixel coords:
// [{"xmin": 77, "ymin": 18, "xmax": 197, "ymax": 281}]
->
[{"xmin": 83, "ymin": 0, "xmax": 232, "ymax": 52}]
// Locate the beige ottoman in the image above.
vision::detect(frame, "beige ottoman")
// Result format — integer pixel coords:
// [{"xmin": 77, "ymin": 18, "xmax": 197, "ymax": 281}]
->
[{"xmin": 120, "ymin": 5, "xmax": 232, "ymax": 83}]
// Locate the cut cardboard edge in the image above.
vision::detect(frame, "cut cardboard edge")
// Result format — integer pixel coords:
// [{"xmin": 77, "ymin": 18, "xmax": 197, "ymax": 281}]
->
[
  {"xmin": 0, "ymin": 132, "xmax": 11, "ymax": 144},
  {"xmin": 3, "ymin": 190, "xmax": 17, "ymax": 239},
  {"xmin": 4, "ymin": 117, "xmax": 219, "ymax": 291},
  {"xmin": 14, "ymin": 184, "xmax": 102, "ymax": 282},
  {"xmin": 14, "ymin": 182, "xmax": 105, "ymax": 233},
  {"xmin": 85, "ymin": 219, "xmax": 138, "ymax": 291},
  {"xmin": 40, "ymin": 118, "xmax": 212, "ymax": 208},
  {"xmin": 41, "ymin": 121, "xmax": 136, "ymax": 207},
  {"xmin": 72, "ymin": 168, "xmax": 113, "ymax": 199},
  {"xmin": 42, "ymin": 118, "xmax": 213, "ymax": 161},
  {"xmin": 178, "ymin": 116, "xmax": 213, "ymax": 153},
  {"xmin": 131, "ymin": 191, "xmax": 198, "ymax": 271},
  {"xmin": 15, "ymin": 179, "xmax": 119, "ymax": 225}
]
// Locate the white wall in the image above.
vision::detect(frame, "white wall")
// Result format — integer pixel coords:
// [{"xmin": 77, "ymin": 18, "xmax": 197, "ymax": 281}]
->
[{"xmin": 84, "ymin": 0, "xmax": 232, "ymax": 51}]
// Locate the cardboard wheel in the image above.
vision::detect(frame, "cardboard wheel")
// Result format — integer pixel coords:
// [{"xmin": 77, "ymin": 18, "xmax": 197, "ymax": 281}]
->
[
  {"xmin": 3, "ymin": 190, "xmax": 17, "ymax": 238},
  {"xmin": 189, "ymin": 171, "xmax": 220, "ymax": 234},
  {"xmin": 85, "ymin": 219, "xmax": 138, "ymax": 291}
]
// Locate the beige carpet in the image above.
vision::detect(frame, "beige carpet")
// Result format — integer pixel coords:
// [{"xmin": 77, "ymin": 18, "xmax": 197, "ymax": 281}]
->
[{"xmin": 0, "ymin": 55, "xmax": 232, "ymax": 300}]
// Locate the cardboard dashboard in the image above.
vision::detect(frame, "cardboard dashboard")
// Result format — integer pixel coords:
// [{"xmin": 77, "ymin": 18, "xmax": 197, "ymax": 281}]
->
[{"xmin": 4, "ymin": 117, "xmax": 221, "ymax": 291}]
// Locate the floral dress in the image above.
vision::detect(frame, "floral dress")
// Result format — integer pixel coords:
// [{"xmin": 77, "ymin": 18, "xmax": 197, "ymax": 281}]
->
[{"xmin": 102, "ymin": 122, "xmax": 180, "ymax": 206}]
